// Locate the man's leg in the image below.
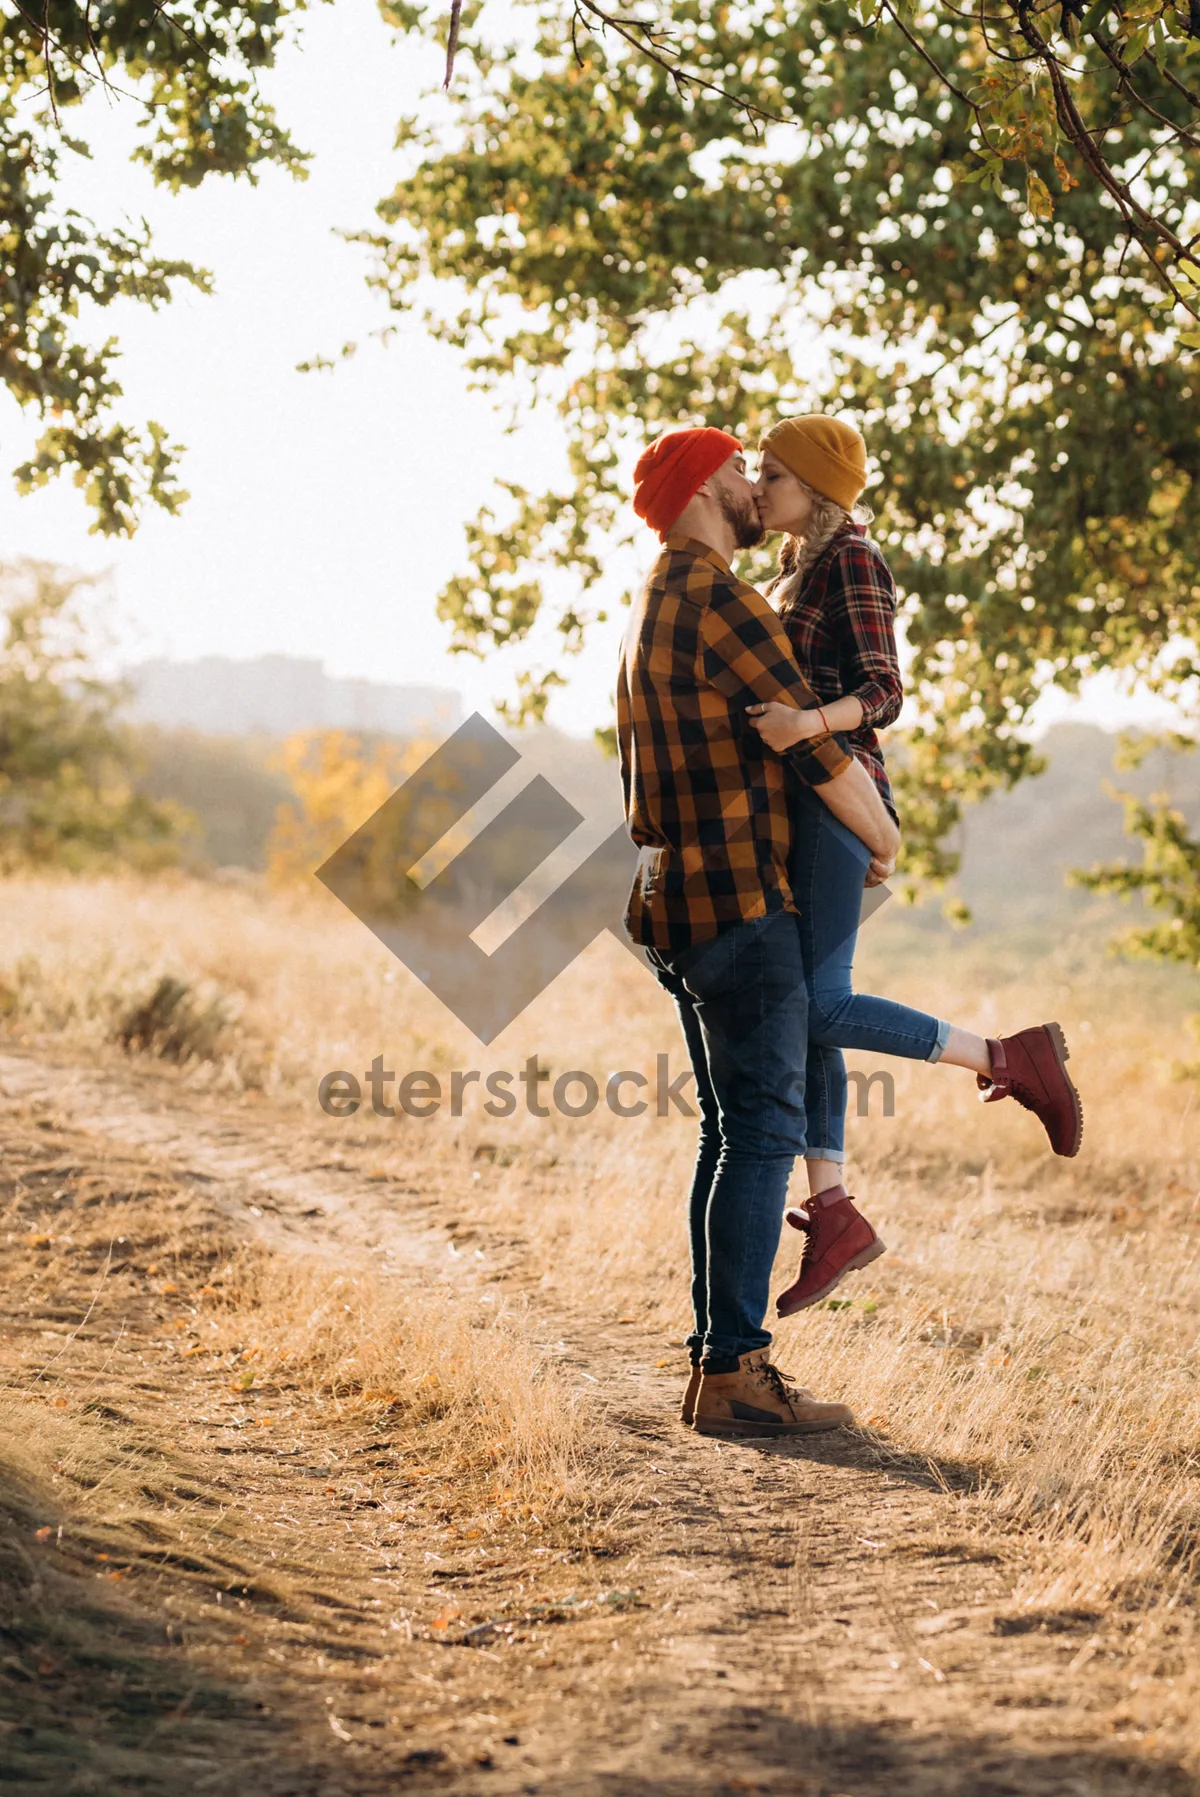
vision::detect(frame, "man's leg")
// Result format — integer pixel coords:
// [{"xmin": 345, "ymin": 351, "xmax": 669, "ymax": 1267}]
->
[
  {"xmin": 666, "ymin": 913, "xmax": 854, "ymax": 1437},
  {"xmin": 652, "ymin": 915, "xmax": 854, "ymax": 1435},
  {"xmin": 669, "ymin": 912, "xmax": 810, "ymax": 1366},
  {"xmin": 646, "ymin": 954, "xmax": 721, "ymax": 1369}
]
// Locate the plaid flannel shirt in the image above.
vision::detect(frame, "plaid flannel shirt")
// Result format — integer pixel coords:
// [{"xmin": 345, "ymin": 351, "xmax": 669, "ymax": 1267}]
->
[
  {"xmin": 617, "ymin": 534, "xmax": 851, "ymax": 952},
  {"xmin": 777, "ymin": 521, "xmax": 903, "ymax": 819}
]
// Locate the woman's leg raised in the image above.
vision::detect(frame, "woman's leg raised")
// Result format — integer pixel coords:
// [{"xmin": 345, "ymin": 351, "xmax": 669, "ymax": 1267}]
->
[
  {"xmin": 791, "ymin": 793, "xmax": 851, "ymax": 1198},
  {"xmin": 791, "ymin": 783, "xmax": 953, "ymax": 1064},
  {"xmin": 788, "ymin": 783, "xmax": 1081, "ymax": 1157}
]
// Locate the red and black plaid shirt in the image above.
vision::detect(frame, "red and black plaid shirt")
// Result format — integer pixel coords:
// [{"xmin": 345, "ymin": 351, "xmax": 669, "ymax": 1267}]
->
[
  {"xmin": 775, "ymin": 522, "xmax": 902, "ymax": 819},
  {"xmin": 617, "ymin": 534, "xmax": 851, "ymax": 952}
]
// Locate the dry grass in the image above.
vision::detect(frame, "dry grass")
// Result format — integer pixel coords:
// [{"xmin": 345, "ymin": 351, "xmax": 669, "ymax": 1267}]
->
[
  {"xmin": 3, "ymin": 867, "xmax": 1200, "ymax": 1769},
  {"xmin": 200, "ymin": 1246, "xmax": 597, "ymax": 1510},
  {"xmin": 0, "ymin": 1106, "xmax": 620, "ymax": 1788},
  {"xmin": 0, "ymin": 1133, "xmax": 600, "ymax": 1538}
]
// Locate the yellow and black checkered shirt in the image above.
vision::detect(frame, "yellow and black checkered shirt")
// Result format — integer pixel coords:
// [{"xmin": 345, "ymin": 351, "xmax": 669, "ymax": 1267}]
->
[{"xmin": 616, "ymin": 534, "xmax": 851, "ymax": 952}]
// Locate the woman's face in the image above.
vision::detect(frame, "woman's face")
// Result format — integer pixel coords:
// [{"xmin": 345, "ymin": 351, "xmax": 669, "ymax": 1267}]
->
[{"xmin": 752, "ymin": 449, "xmax": 818, "ymax": 537}]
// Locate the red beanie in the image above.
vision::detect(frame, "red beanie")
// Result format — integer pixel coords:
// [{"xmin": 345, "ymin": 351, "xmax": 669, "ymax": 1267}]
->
[{"xmin": 632, "ymin": 428, "xmax": 744, "ymax": 538}]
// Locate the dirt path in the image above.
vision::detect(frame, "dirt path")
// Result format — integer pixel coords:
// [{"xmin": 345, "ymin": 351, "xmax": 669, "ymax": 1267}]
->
[{"xmin": 1, "ymin": 1039, "xmax": 1192, "ymax": 1797}]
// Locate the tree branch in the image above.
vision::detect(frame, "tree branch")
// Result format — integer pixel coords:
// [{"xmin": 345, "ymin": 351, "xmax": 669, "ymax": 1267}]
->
[
  {"xmin": 443, "ymin": 0, "xmax": 463, "ymax": 87},
  {"xmin": 1090, "ymin": 31, "xmax": 1200, "ymax": 151}
]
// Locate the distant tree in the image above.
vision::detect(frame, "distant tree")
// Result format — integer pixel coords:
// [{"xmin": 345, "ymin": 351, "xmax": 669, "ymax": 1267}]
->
[
  {"xmin": 1072, "ymin": 734, "xmax": 1200, "ymax": 967},
  {"xmin": 133, "ymin": 726, "xmax": 293, "ymax": 871},
  {"xmin": 0, "ymin": 558, "xmax": 187, "ymax": 870},
  {"xmin": 266, "ymin": 730, "xmax": 434, "ymax": 887},
  {"xmin": 1, "ymin": 1, "xmax": 315, "ymax": 534}
]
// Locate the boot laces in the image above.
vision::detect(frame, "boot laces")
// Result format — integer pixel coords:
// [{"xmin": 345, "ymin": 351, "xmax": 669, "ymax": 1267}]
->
[
  {"xmin": 979, "ymin": 1070, "xmax": 1040, "ymax": 1113},
  {"xmin": 1007, "ymin": 1079, "xmax": 1041, "ymax": 1114},
  {"xmin": 979, "ymin": 1035, "xmax": 1044, "ymax": 1114},
  {"xmin": 758, "ymin": 1361, "xmax": 800, "ymax": 1406},
  {"xmin": 790, "ymin": 1208, "xmax": 816, "ymax": 1266}
]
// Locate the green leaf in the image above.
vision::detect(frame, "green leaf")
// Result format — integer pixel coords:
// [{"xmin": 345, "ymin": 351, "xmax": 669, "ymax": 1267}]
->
[{"xmin": 1077, "ymin": 0, "xmax": 1117, "ymax": 33}]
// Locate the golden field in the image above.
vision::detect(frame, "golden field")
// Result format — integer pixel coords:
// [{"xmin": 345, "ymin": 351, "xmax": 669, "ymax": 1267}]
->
[{"xmin": 2, "ymin": 867, "xmax": 1199, "ymax": 1790}]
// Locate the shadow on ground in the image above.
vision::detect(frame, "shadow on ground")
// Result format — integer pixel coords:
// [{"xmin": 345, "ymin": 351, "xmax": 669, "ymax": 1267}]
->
[
  {"xmin": 719, "ymin": 1417, "xmax": 990, "ymax": 1497},
  {"xmin": 0, "ymin": 1468, "xmax": 271, "ymax": 1794},
  {"xmin": 0, "ymin": 1464, "xmax": 414, "ymax": 1797},
  {"xmin": 575, "ymin": 1707, "xmax": 1193, "ymax": 1797}
]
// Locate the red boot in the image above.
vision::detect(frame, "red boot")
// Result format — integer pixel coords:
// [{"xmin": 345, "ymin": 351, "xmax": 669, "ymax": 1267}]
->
[
  {"xmin": 978, "ymin": 1022, "xmax": 1083, "ymax": 1157},
  {"xmin": 775, "ymin": 1185, "xmax": 886, "ymax": 1318}
]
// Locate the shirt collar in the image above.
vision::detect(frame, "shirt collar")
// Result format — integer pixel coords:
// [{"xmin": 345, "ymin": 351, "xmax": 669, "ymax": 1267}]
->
[{"xmin": 661, "ymin": 532, "xmax": 734, "ymax": 578}]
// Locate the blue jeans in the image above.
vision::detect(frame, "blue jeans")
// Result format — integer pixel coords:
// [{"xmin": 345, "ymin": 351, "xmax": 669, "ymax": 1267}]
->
[
  {"xmin": 790, "ymin": 783, "xmax": 950, "ymax": 1162},
  {"xmin": 647, "ymin": 911, "xmax": 809, "ymax": 1366}
]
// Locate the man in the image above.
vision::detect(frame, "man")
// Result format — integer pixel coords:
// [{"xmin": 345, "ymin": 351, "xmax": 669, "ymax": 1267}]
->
[{"xmin": 617, "ymin": 426, "xmax": 901, "ymax": 1439}]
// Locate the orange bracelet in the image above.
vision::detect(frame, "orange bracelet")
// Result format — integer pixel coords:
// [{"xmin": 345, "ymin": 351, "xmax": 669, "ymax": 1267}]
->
[{"xmin": 817, "ymin": 707, "xmax": 831, "ymax": 734}]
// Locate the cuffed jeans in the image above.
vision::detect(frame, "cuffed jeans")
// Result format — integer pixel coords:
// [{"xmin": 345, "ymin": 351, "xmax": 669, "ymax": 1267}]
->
[
  {"xmin": 790, "ymin": 782, "xmax": 951, "ymax": 1162},
  {"xmin": 647, "ymin": 910, "xmax": 809, "ymax": 1365}
]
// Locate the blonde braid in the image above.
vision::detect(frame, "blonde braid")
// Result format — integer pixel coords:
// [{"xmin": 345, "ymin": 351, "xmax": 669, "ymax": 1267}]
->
[{"xmin": 769, "ymin": 480, "xmax": 875, "ymax": 618}]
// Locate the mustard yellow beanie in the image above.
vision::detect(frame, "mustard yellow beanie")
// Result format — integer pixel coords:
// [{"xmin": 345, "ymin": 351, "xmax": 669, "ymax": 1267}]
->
[{"xmin": 759, "ymin": 415, "xmax": 867, "ymax": 510}]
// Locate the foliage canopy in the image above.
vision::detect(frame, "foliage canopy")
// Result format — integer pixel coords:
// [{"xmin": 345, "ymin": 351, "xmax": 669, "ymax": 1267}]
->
[
  {"xmin": 370, "ymin": 0, "xmax": 1199, "ymax": 884},
  {"xmin": 0, "ymin": 0, "xmax": 315, "ymax": 534}
]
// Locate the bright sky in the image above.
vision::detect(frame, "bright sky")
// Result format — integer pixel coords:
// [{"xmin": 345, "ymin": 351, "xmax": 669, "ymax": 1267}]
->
[{"xmin": 0, "ymin": 0, "xmax": 1182, "ymax": 740}]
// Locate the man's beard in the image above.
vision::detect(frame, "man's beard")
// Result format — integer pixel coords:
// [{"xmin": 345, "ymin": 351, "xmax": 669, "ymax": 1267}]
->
[{"xmin": 717, "ymin": 487, "xmax": 765, "ymax": 550}]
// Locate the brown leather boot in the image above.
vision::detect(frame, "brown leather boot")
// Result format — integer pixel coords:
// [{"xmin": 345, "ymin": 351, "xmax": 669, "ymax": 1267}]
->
[
  {"xmin": 775, "ymin": 1185, "xmax": 886, "ymax": 1317},
  {"xmin": 692, "ymin": 1348, "xmax": 853, "ymax": 1438},
  {"xmin": 978, "ymin": 1022, "xmax": 1083, "ymax": 1157},
  {"xmin": 682, "ymin": 1356, "xmax": 817, "ymax": 1424}
]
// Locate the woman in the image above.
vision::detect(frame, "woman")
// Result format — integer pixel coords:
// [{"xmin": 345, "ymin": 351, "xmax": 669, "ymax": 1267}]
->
[{"xmin": 746, "ymin": 414, "xmax": 1083, "ymax": 1317}]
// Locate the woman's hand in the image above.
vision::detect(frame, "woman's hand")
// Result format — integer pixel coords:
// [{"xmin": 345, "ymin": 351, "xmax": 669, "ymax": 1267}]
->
[
  {"xmin": 746, "ymin": 701, "xmax": 823, "ymax": 751},
  {"xmin": 864, "ymin": 852, "xmax": 896, "ymax": 888}
]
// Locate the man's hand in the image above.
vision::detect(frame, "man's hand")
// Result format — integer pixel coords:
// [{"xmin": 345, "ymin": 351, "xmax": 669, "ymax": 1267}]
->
[
  {"xmin": 746, "ymin": 700, "xmax": 822, "ymax": 751},
  {"xmin": 818, "ymin": 756, "xmax": 901, "ymax": 862},
  {"xmin": 865, "ymin": 852, "xmax": 896, "ymax": 888}
]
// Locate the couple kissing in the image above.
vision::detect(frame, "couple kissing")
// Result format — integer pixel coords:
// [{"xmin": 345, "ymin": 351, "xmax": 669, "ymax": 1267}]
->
[{"xmin": 616, "ymin": 418, "xmax": 1083, "ymax": 1440}]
